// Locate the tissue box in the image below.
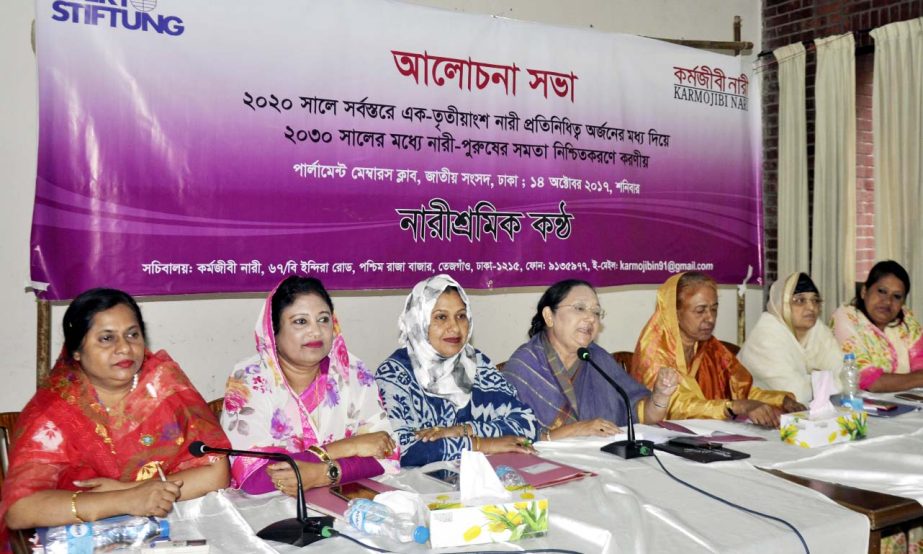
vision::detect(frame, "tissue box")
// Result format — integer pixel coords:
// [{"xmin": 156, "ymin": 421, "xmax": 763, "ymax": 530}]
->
[
  {"xmin": 779, "ymin": 407, "xmax": 868, "ymax": 448},
  {"xmin": 423, "ymin": 490, "xmax": 548, "ymax": 548}
]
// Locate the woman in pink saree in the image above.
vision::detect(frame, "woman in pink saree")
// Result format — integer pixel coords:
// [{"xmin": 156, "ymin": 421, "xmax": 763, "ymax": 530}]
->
[{"xmin": 221, "ymin": 276, "xmax": 398, "ymax": 497}]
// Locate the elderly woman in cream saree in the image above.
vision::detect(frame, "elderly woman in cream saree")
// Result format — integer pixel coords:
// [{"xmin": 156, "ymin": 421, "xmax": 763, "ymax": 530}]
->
[{"xmin": 738, "ymin": 273, "xmax": 843, "ymax": 403}]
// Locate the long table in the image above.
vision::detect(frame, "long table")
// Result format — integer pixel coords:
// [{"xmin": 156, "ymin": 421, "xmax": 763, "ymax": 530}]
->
[
  {"xmin": 763, "ymin": 468, "xmax": 923, "ymax": 554},
  {"xmin": 659, "ymin": 399, "xmax": 923, "ymax": 553},
  {"xmin": 165, "ymin": 401, "xmax": 923, "ymax": 553}
]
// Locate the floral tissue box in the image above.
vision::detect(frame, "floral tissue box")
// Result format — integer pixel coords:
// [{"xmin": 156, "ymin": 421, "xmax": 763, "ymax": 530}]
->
[
  {"xmin": 423, "ymin": 491, "xmax": 548, "ymax": 548},
  {"xmin": 779, "ymin": 407, "xmax": 868, "ymax": 448}
]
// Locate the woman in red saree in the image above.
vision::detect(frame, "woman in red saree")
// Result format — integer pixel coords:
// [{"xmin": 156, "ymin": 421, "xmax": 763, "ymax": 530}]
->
[{"xmin": 0, "ymin": 289, "xmax": 230, "ymax": 549}]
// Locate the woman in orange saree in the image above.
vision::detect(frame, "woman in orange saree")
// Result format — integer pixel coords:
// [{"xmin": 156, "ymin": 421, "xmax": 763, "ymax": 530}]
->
[{"xmin": 630, "ymin": 272, "xmax": 802, "ymax": 427}]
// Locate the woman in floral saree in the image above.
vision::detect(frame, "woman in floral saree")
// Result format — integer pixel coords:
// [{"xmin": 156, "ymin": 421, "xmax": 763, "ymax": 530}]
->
[
  {"xmin": 221, "ymin": 276, "xmax": 398, "ymax": 497},
  {"xmin": 832, "ymin": 260, "xmax": 923, "ymax": 392},
  {"xmin": 0, "ymin": 288, "xmax": 229, "ymax": 549}
]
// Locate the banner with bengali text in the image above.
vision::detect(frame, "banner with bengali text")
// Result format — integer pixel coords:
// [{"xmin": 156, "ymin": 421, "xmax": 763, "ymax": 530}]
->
[{"xmin": 30, "ymin": 0, "xmax": 763, "ymax": 299}]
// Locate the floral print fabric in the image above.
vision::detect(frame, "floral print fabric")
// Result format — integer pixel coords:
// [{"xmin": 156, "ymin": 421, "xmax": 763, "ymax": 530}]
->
[
  {"xmin": 221, "ymin": 282, "xmax": 398, "ymax": 486},
  {"xmin": 831, "ymin": 305, "xmax": 923, "ymax": 389}
]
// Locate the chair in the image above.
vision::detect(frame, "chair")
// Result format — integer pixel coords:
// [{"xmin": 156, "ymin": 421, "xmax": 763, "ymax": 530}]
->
[
  {"xmin": 0, "ymin": 411, "xmax": 21, "ymax": 491},
  {"xmin": 0, "ymin": 411, "xmax": 31, "ymax": 554},
  {"xmin": 612, "ymin": 351, "xmax": 633, "ymax": 370},
  {"xmin": 720, "ymin": 340, "xmax": 741, "ymax": 355},
  {"xmin": 207, "ymin": 397, "xmax": 224, "ymax": 419}
]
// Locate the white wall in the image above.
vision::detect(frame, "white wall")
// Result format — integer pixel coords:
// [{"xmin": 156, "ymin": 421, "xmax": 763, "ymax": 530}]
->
[
  {"xmin": 2, "ymin": 1, "xmax": 41, "ymax": 412},
  {"xmin": 0, "ymin": 0, "xmax": 762, "ymax": 411}
]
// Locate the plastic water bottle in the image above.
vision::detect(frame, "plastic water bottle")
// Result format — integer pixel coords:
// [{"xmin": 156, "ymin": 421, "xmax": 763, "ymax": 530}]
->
[
  {"xmin": 495, "ymin": 464, "xmax": 531, "ymax": 491},
  {"xmin": 41, "ymin": 515, "xmax": 169, "ymax": 553},
  {"xmin": 840, "ymin": 353, "xmax": 863, "ymax": 411},
  {"xmin": 345, "ymin": 498, "xmax": 429, "ymax": 544}
]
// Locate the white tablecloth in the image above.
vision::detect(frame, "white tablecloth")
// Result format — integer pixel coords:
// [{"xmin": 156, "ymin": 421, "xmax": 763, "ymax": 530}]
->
[
  {"xmin": 166, "ymin": 394, "xmax": 923, "ymax": 553},
  {"xmin": 164, "ymin": 423, "xmax": 892, "ymax": 554},
  {"xmin": 676, "ymin": 395, "xmax": 923, "ymax": 507}
]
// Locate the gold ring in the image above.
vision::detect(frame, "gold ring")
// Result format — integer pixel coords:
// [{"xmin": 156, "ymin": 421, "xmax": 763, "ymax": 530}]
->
[{"xmin": 275, "ymin": 480, "xmax": 284, "ymax": 490}]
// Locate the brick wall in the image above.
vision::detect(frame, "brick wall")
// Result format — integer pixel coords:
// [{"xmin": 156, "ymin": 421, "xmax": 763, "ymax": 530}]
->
[
  {"xmin": 855, "ymin": 52, "xmax": 875, "ymax": 280},
  {"xmin": 760, "ymin": 0, "xmax": 923, "ymax": 286}
]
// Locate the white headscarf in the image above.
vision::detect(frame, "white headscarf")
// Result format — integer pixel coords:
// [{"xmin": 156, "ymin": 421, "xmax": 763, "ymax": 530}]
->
[
  {"xmin": 767, "ymin": 272, "xmax": 800, "ymax": 334},
  {"xmin": 739, "ymin": 272, "xmax": 843, "ymax": 402},
  {"xmin": 399, "ymin": 274, "xmax": 477, "ymax": 408}
]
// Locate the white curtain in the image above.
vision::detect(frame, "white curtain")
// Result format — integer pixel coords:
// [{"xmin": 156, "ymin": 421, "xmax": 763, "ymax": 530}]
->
[
  {"xmin": 871, "ymin": 18, "xmax": 923, "ymax": 316},
  {"xmin": 774, "ymin": 43, "xmax": 809, "ymax": 280},
  {"xmin": 812, "ymin": 33, "xmax": 856, "ymax": 316}
]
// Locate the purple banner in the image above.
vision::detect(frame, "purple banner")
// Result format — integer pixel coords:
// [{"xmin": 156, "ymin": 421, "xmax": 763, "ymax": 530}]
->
[{"xmin": 31, "ymin": 0, "xmax": 762, "ymax": 299}]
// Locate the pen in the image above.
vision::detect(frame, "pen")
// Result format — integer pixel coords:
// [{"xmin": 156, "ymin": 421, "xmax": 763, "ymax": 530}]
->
[{"xmin": 156, "ymin": 462, "xmax": 167, "ymax": 482}]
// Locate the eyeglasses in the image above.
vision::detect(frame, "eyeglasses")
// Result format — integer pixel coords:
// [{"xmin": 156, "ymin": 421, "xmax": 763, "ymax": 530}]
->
[
  {"xmin": 559, "ymin": 303, "xmax": 606, "ymax": 320},
  {"xmin": 791, "ymin": 295, "xmax": 823, "ymax": 307}
]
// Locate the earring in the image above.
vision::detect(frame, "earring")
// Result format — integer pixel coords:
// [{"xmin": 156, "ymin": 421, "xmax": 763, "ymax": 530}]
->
[{"xmin": 130, "ymin": 372, "xmax": 139, "ymax": 392}]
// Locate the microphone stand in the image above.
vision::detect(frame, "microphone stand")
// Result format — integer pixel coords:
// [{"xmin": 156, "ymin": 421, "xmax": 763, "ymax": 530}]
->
[
  {"xmin": 188, "ymin": 441, "xmax": 332, "ymax": 546},
  {"xmin": 577, "ymin": 348, "xmax": 654, "ymax": 459}
]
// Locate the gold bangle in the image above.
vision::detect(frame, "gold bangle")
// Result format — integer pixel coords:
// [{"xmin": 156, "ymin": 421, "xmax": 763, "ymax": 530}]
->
[
  {"xmin": 307, "ymin": 445, "xmax": 331, "ymax": 463},
  {"xmin": 473, "ymin": 436, "xmax": 480, "ymax": 451},
  {"xmin": 725, "ymin": 400, "xmax": 736, "ymax": 418},
  {"xmin": 71, "ymin": 491, "xmax": 85, "ymax": 523}
]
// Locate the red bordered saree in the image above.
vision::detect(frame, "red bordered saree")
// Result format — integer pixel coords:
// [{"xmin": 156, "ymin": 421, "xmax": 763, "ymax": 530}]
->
[{"xmin": 0, "ymin": 349, "xmax": 229, "ymax": 550}]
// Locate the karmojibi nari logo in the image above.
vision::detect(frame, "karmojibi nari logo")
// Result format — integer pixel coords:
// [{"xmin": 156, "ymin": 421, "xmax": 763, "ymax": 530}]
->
[
  {"xmin": 672, "ymin": 65, "xmax": 748, "ymax": 111},
  {"xmin": 52, "ymin": 0, "xmax": 184, "ymax": 36}
]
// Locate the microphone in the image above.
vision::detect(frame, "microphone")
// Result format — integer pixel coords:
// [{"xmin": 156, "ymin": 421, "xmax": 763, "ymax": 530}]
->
[
  {"xmin": 576, "ymin": 347, "xmax": 654, "ymax": 459},
  {"xmin": 189, "ymin": 441, "xmax": 332, "ymax": 546}
]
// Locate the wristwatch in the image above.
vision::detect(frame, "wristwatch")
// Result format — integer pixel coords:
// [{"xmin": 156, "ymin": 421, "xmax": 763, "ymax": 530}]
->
[
  {"xmin": 324, "ymin": 459, "xmax": 341, "ymax": 484},
  {"xmin": 308, "ymin": 445, "xmax": 341, "ymax": 484}
]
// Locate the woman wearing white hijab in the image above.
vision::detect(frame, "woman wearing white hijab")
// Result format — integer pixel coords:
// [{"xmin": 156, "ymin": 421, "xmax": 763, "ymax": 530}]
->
[
  {"xmin": 738, "ymin": 273, "xmax": 844, "ymax": 403},
  {"xmin": 375, "ymin": 274, "xmax": 539, "ymax": 467}
]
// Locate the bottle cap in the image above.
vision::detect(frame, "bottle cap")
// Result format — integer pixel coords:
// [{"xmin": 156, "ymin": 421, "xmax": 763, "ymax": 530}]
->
[
  {"xmin": 844, "ymin": 353, "xmax": 856, "ymax": 361},
  {"xmin": 412, "ymin": 525, "xmax": 430, "ymax": 544},
  {"xmin": 157, "ymin": 518, "xmax": 170, "ymax": 539}
]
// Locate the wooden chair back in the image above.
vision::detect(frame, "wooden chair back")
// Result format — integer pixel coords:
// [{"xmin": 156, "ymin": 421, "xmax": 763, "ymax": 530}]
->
[
  {"xmin": 207, "ymin": 397, "xmax": 224, "ymax": 419},
  {"xmin": 720, "ymin": 340, "xmax": 741, "ymax": 355},
  {"xmin": 0, "ymin": 411, "xmax": 32, "ymax": 554},
  {"xmin": 0, "ymin": 411, "xmax": 21, "ymax": 492},
  {"xmin": 612, "ymin": 351, "xmax": 634, "ymax": 370}
]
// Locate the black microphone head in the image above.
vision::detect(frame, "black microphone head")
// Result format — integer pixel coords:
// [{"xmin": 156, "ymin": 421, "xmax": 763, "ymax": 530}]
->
[
  {"xmin": 189, "ymin": 441, "xmax": 207, "ymax": 457},
  {"xmin": 577, "ymin": 347, "xmax": 591, "ymax": 360}
]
